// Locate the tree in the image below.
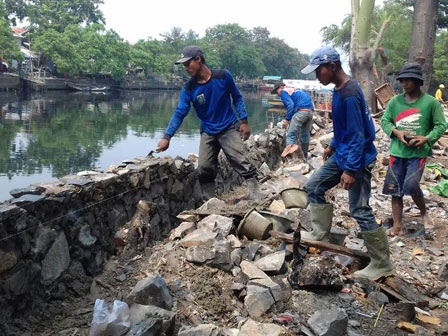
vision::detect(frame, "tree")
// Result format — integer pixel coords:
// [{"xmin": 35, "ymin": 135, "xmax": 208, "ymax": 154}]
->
[
  {"xmin": 433, "ymin": 31, "xmax": 448, "ymax": 84},
  {"xmin": 408, "ymin": 0, "xmax": 438, "ymax": 92},
  {"xmin": 0, "ymin": 1, "xmax": 22, "ymax": 62}
]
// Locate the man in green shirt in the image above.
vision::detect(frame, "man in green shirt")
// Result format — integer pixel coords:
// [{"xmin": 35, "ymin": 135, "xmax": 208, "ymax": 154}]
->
[{"xmin": 381, "ymin": 63, "xmax": 447, "ymax": 236}]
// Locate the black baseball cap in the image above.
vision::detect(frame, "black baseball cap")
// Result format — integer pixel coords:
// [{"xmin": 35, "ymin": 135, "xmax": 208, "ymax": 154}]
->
[
  {"xmin": 271, "ymin": 81, "xmax": 285, "ymax": 94},
  {"xmin": 175, "ymin": 46, "xmax": 203, "ymax": 64}
]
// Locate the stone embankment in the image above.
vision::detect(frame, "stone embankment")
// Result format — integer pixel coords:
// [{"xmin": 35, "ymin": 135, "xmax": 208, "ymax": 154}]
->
[{"xmin": 0, "ymin": 124, "xmax": 284, "ymax": 322}]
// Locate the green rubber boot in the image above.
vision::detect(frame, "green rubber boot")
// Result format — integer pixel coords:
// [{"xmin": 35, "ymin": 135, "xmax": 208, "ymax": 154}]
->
[
  {"xmin": 301, "ymin": 203, "xmax": 333, "ymax": 242},
  {"xmin": 246, "ymin": 177, "xmax": 261, "ymax": 202},
  {"xmin": 201, "ymin": 182, "xmax": 215, "ymax": 201},
  {"xmin": 301, "ymin": 142, "xmax": 309, "ymax": 160},
  {"xmin": 353, "ymin": 227, "xmax": 394, "ymax": 280}
]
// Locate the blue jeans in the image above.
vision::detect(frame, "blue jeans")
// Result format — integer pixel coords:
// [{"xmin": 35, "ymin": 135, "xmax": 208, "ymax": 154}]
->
[
  {"xmin": 382, "ymin": 156, "xmax": 425, "ymax": 197},
  {"xmin": 286, "ymin": 110, "xmax": 314, "ymax": 146},
  {"xmin": 306, "ymin": 156, "xmax": 379, "ymax": 232}
]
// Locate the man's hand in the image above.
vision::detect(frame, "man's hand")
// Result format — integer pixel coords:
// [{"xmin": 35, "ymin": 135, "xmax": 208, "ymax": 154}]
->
[
  {"xmin": 340, "ymin": 172, "xmax": 355, "ymax": 190},
  {"xmin": 156, "ymin": 139, "xmax": 170, "ymax": 152},
  {"xmin": 392, "ymin": 129, "xmax": 410, "ymax": 146},
  {"xmin": 282, "ymin": 119, "xmax": 289, "ymax": 129},
  {"xmin": 323, "ymin": 147, "xmax": 334, "ymax": 161},
  {"xmin": 240, "ymin": 123, "xmax": 250, "ymax": 140},
  {"xmin": 409, "ymin": 136, "xmax": 427, "ymax": 148}
]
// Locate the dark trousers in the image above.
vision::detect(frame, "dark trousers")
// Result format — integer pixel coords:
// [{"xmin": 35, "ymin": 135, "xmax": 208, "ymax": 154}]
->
[{"xmin": 198, "ymin": 123, "xmax": 256, "ymax": 183}]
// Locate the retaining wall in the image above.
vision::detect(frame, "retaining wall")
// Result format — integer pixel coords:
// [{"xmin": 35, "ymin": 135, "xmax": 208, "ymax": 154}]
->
[{"xmin": 0, "ymin": 126, "xmax": 285, "ymax": 320}]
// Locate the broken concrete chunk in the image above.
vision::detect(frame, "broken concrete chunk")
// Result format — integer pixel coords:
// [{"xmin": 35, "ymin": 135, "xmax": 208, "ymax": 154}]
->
[
  {"xmin": 126, "ymin": 274, "xmax": 173, "ymax": 310},
  {"xmin": 254, "ymin": 251, "xmax": 285, "ymax": 274},
  {"xmin": 308, "ymin": 308, "xmax": 348, "ymax": 336},
  {"xmin": 180, "ymin": 229, "xmax": 218, "ymax": 248},
  {"xmin": 244, "ymin": 285, "xmax": 275, "ymax": 318},
  {"xmin": 239, "ymin": 318, "xmax": 289, "ymax": 336},
  {"xmin": 169, "ymin": 221, "xmax": 196, "ymax": 240},
  {"xmin": 178, "ymin": 324, "xmax": 221, "ymax": 336},
  {"xmin": 186, "ymin": 246, "xmax": 215, "ymax": 264},
  {"xmin": 41, "ymin": 232, "xmax": 70, "ymax": 283},
  {"xmin": 197, "ymin": 214, "xmax": 233, "ymax": 237},
  {"xmin": 248, "ymin": 277, "xmax": 283, "ymax": 302}
]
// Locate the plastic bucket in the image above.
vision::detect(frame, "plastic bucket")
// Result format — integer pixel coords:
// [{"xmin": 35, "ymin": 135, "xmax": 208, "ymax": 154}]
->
[
  {"xmin": 258, "ymin": 211, "xmax": 293, "ymax": 233},
  {"xmin": 238, "ymin": 209, "xmax": 273, "ymax": 240},
  {"xmin": 280, "ymin": 188, "xmax": 309, "ymax": 209}
]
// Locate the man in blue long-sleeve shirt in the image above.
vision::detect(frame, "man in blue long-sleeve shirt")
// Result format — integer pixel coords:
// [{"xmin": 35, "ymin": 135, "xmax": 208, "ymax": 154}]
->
[
  {"xmin": 301, "ymin": 46, "xmax": 393, "ymax": 281},
  {"xmin": 156, "ymin": 46, "xmax": 260, "ymax": 201},
  {"xmin": 271, "ymin": 81, "xmax": 314, "ymax": 159}
]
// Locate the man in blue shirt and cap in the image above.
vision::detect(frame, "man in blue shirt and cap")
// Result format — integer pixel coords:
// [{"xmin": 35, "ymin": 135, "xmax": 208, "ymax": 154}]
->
[
  {"xmin": 301, "ymin": 46, "xmax": 394, "ymax": 281},
  {"xmin": 156, "ymin": 46, "xmax": 260, "ymax": 201}
]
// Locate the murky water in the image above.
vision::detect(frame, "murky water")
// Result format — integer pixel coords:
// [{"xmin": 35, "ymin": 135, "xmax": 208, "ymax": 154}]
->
[{"xmin": 0, "ymin": 89, "xmax": 280, "ymax": 201}]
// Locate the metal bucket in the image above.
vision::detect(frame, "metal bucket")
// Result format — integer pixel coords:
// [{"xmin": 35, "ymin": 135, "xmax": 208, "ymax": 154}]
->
[
  {"xmin": 280, "ymin": 188, "xmax": 309, "ymax": 209},
  {"xmin": 258, "ymin": 211, "xmax": 293, "ymax": 233},
  {"xmin": 238, "ymin": 209, "xmax": 273, "ymax": 240}
]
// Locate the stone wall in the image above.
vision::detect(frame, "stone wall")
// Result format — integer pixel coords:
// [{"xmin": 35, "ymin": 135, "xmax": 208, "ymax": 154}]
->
[{"xmin": 0, "ymin": 126, "xmax": 285, "ymax": 318}]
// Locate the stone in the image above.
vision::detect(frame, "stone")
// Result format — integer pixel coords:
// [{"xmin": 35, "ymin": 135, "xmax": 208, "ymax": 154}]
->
[
  {"xmin": 438, "ymin": 259, "xmax": 448, "ymax": 280},
  {"xmin": 239, "ymin": 319, "xmax": 289, "ymax": 336},
  {"xmin": 126, "ymin": 275, "xmax": 173, "ymax": 310},
  {"xmin": 367, "ymin": 291, "xmax": 389, "ymax": 306},
  {"xmin": 186, "ymin": 246, "xmax": 215, "ymax": 264},
  {"xmin": 227, "ymin": 234, "xmax": 242, "ymax": 248},
  {"xmin": 269, "ymin": 200, "xmax": 285, "ymax": 214},
  {"xmin": 230, "ymin": 248, "xmax": 243, "ymax": 266},
  {"xmin": 169, "ymin": 221, "xmax": 196, "ymax": 240},
  {"xmin": 348, "ymin": 320, "xmax": 360, "ymax": 328},
  {"xmin": 242, "ymin": 243, "xmax": 260, "ymax": 261},
  {"xmin": 209, "ymin": 240, "xmax": 232, "ymax": 271},
  {"xmin": 126, "ymin": 319, "xmax": 162, "ymax": 336},
  {"xmin": 33, "ymin": 226, "xmax": 58, "ymax": 255},
  {"xmin": 178, "ymin": 324, "xmax": 221, "ymax": 336},
  {"xmin": 197, "ymin": 198, "xmax": 226, "ymax": 212},
  {"xmin": 197, "ymin": 214, "xmax": 233, "ymax": 237},
  {"xmin": 240, "ymin": 261, "xmax": 269, "ymax": 280},
  {"xmin": 78, "ymin": 225, "xmax": 97, "ymax": 247},
  {"xmin": 180, "ymin": 229, "xmax": 218, "ymax": 248},
  {"xmin": 308, "ymin": 308, "xmax": 348, "ymax": 336},
  {"xmin": 254, "ymin": 251, "xmax": 285, "ymax": 274},
  {"xmin": 248, "ymin": 277, "xmax": 283, "ymax": 302},
  {"xmin": 221, "ymin": 328, "xmax": 239, "ymax": 336},
  {"xmin": 0, "ymin": 250, "xmax": 18, "ymax": 274},
  {"xmin": 129, "ymin": 304, "xmax": 175, "ymax": 335},
  {"xmin": 244, "ymin": 285, "xmax": 275, "ymax": 318},
  {"xmin": 9, "ymin": 186, "xmax": 43, "ymax": 198},
  {"xmin": 41, "ymin": 232, "xmax": 70, "ymax": 282},
  {"xmin": 0, "ymin": 203, "xmax": 21, "ymax": 221},
  {"xmin": 176, "ymin": 212, "xmax": 200, "ymax": 223},
  {"xmin": 11, "ymin": 194, "xmax": 45, "ymax": 206}
]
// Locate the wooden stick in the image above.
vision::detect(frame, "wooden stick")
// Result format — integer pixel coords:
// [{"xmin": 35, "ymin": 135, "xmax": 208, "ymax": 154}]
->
[
  {"xmin": 269, "ymin": 230, "xmax": 369, "ymax": 261},
  {"xmin": 384, "ymin": 277, "xmax": 429, "ymax": 308}
]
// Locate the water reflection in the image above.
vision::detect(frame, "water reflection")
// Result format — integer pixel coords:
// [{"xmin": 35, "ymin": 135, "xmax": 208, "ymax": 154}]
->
[{"xmin": 0, "ymin": 90, "xmax": 280, "ymax": 201}]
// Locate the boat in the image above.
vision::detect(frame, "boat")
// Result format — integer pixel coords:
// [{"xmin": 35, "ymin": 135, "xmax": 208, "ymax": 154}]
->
[
  {"xmin": 67, "ymin": 82, "xmax": 109, "ymax": 92},
  {"xmin": 259, "ymin": 75, "xmax": 282, "ymax": 91}
]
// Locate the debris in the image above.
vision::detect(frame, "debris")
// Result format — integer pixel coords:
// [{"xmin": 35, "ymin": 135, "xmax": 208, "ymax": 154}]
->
[
  {"xmin": 397, "ymin": 321, "xmax": 418, "ymax": 333},
  {"xmin": 307, "ymin": 308, "xmax": 348, "ymax": 336},
  {"xmin": 253, "ymin": 251, "xmax": 286, "ymax": 274},
  {"xmin": 416, "ymin": 314, "xmax": 441, "ymax": 326},
  {"xmin": 125, "ymin": 274, "xmax": 173, "ymax": 310}
]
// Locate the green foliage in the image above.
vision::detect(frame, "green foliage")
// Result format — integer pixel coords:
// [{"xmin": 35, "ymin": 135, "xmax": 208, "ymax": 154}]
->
[
  {"xmin": 4, "ymin": 0, "xmax": 104, "ymax": 32},
  {"xmin": 433, "ymin": 31, "xmax": 448, "ymax": 83},
  {"xmin": 0, "ymin": 1, "xmax": 22, "ymax": 62}
]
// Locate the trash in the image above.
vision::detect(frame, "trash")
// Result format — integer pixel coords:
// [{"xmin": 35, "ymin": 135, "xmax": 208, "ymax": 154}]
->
[
  {"xmin": 397, "ymin": 321, "xmax": 418, "ymax": 333},
  {"xmin": 416, "ymin": 314, "xmax": 441, "ymax": 326},
  {"xmin": 412, "ymin": 248, "xmax": 425, "ymax": 256},
  {"xmin": 429, "ymin": 180, "xmax": 448, "ymax": 197},
  {"xmin": 89, "ymin": 299, "xmax": 130, "ymax": 336},
  {"xmin": 426, "ymin": 163, "xmax": 448, "ymax": 178},
  {"xmin": 396, "ymin": 241, "xmax": 405, "ymax": 247}
]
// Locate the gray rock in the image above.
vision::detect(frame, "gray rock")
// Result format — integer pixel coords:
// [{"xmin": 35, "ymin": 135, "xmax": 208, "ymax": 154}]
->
[
  {"xmin": 197, "ymin": 214, "xmax": 233, "ymax": 237},
  {"xmin": 248, "ymin": 277, "xmax": 283, "ymax": 302},
  {"xmin": 126, "ymin": 274, "xmax": 173, "ymax": 310},
  {"xmin": 438, "ymin": 259, "xmax": 448, "ymax": 280},
  {"xmin": 239, "ymin": 319, "xmax": 288, "ymax": 336},
  {"xmin": 41, "ymin": 232, "xmax": 70, "ymax": 282},
  {"xmin": 129, "ymin": 303, "xmax": 175, "ymax": 335},
  {"xmin": 178, "ymin": 324, "xmax": 221, "ymax": 336},
  {"xmin": 180, "ymin": 229, "xmax": 218, "ymax": 248},
  {"xmin": 33, "ymin": 226, "xmax": 57, "ymax": 256},
  {"xmin": 254, "ymin": 251, "xmax": 285, "ymax": 274},
  {"xmin": 0, "ymin": 204, "xmax": 21, "ymax": 221},
  {"xmin": 9, "ymin": 186, "xmax": 43, "ymax": 198},
  {"xmin": 209, "ymin": 240, "xmax": 232, "ymax": 271},
  {"xmin": 197, "ymin": 198, "xmax": 226, "ymax": 212},
  {"xmin": 308, "ymin": 308, "xmax": 348, "ymax": 336},
  {"xmin": 227, "ymin": 234, "xmax": 242, "ymax": 248},
  {"xmin": 221, "ymin": 328, "xmax": 239, "ymax": 336},
  {"xmin": 242, "ymin": 242, "xmax": 260, "ymax": 261},
  {"xmin": 367, "ymin": 291, "xmax": 389, "ymax": 306},
  {"xmin": 0, "ymin": 250, "xmax": 18, "ymax": 273},
  {"xmin": 244, "ymin": 285, "xmax": 275, "ymax": 318},
  {"xmin": 126, "ymin": 319, "xmax": 162, "ymax": 336},
  {"xmin": 169, "ymin": 222, "xmax": 196, "ymax": 240},
  {"xmin": 78, "ymin": 225, "xmax": 97, "ymax": 247},
  {"xmin": 230, "ymin": 248, "xmax": 243, "ymax": 265},
  {"xmin": 185, "ymin": 246, "xmax": 215, "ymax": 264},
  {"xmin": 348, "ymin": 319, "xmax": 360, "ymax": 328},
  {"xmin": 11, "ymin": 194, "xmax": 45, "ymax": 206},
  {"xmin": 240, "ymin": 261, "xmax": 269, "ymax": 280}
]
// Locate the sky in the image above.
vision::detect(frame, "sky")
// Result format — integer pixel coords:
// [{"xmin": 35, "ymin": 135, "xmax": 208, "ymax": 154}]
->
[{"xmin": 100, "ymin": 0, "xmax": 361, "ymax": 55}]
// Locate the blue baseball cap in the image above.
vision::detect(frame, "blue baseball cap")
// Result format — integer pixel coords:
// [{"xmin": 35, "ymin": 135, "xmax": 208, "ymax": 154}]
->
[{"xmin": 301, "ymin": 46, "xmax": 340, "ymax": 74}]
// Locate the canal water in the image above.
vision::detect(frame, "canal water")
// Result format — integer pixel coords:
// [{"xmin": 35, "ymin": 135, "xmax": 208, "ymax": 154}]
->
[{"xmin": 0, "ymin": 90, "xmax": 281, "ymax": 201}]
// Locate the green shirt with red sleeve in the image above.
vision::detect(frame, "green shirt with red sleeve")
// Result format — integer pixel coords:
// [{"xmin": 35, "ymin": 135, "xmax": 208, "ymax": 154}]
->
[{"xmin": 381, "ymin": 93, "xmax": 447, "ymax": 158}]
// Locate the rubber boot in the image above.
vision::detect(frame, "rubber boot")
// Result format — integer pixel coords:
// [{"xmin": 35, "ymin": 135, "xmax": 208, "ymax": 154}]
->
[
  {"xmin": 246, "ymin": 177, "xmax": 261, "ymax": 202},
  {"xmin": 353, "ymin": 227, "xmax": 394, "ymax": 280},
  {"xmin": 201, "ymin": 182, "xmax": 215, "ymax": 201},
  {"xmin": 301, "ymin": 142, "xmax": 309, "ymax": 160},
  {"xmin": 301, "ymin": 203, "xmax": 333, "ymax": 242}
]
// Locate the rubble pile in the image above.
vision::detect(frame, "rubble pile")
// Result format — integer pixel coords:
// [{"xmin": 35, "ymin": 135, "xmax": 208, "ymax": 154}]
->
[{"xmin": 2, "ymin": 108, "xmax": 448, "ymax": 335}]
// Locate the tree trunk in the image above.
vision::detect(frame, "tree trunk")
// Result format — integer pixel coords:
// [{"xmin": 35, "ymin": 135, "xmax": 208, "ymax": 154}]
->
[
  {"xmin": 350, "ymin": 48, "xmax": 378, "ymax": 113},
  {"xmin": 409, "ymin": 0, "xmax": 439, "ymax": 92}
]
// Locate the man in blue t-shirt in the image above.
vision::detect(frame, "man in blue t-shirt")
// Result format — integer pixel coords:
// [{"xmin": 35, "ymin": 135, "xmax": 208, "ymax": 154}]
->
[
  {"xmin": 271, "ymin": 81, "xmax": 314, "ymax": 159},
  {"xmin": 301, "ymin": 46, "xmax": 393, "ymax": 281},
  {"xmin": 156, "ymin": 46, "xmax": 260, "ymax": 201}
]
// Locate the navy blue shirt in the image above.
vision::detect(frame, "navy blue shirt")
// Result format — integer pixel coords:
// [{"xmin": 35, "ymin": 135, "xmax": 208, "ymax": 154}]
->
[
  {"xmin": 164, "ymin": 69, "xmax": 247, "ymax": 138},
  {"xmin": 330, "ymin": 79, "xmax": 377, "ymax": 173},
  {"xmin": 280, "ymin": 89, "xmax": 314, "ymax": 121}
]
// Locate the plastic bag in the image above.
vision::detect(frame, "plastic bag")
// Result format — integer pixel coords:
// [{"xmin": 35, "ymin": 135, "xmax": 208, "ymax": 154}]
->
[{"xmin": 89, "ymin": 299, "xmax": 130, "ymax": 336}]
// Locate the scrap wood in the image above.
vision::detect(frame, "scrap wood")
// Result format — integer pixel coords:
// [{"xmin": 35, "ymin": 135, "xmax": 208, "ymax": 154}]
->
[
  {"xmin": 384, "ymin": 277, "xmax": 436, "ymax": 308},
  {"xmin": 416, "ymin": 314, "xmax": 441, "ymax": 326},
  {"xmin": 397, "ymin": 321, "xmax": 418, "ymax": 333},
  {"xmin": 269, "ymin": 230, "xmax": 369, "ymax": 261},
  {"xmin": 378, "ymin": 283, "xmax": 408, "ymax": 302}
]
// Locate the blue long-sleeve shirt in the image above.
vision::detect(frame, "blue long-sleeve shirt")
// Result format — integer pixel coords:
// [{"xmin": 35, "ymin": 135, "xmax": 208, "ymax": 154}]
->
[
  {"xmin": 330, "ymin": 79, "xmax": 377, "ymax": 174},
  {"xmin": 280, "ymin": 89, "xmax": 314, "ymax": 121},
  {"xmin": 164, "ymin": 69, "xmax": 247, "ymax": 139}
]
